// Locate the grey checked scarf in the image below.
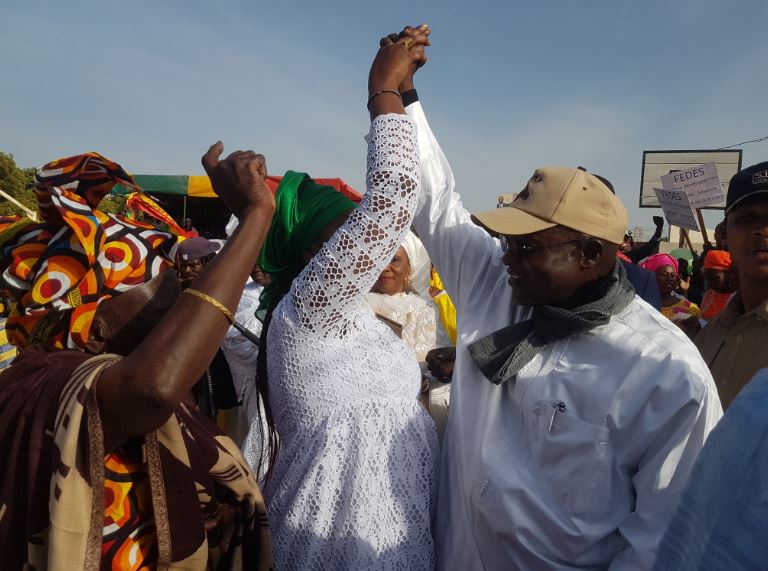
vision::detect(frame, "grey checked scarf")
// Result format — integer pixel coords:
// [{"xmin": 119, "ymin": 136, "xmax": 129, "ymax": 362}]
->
[{"xmin": 468, "ymin": 262, "xmax": 635, "ymax": 386}]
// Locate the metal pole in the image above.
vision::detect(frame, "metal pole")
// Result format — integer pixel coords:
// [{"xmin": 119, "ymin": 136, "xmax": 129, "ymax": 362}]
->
[{"xmin": 182, "ymin": 195, "xmax": 187, "ymax": 226}]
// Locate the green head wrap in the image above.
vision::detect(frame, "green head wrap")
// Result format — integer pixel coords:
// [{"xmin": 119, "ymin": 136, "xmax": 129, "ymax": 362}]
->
[{"xmin": 257, "ymin": 170, "xmax": 357, "ymax": 319}]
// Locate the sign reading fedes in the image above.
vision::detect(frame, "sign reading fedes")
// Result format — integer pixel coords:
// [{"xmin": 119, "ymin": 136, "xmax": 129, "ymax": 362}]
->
[
  {"xmin": 660, "ymin": 162, "xmax": 725, "ymax": 209},
  {"xmin": 639, "ymin": 149, "xmax": 741, "ymax": 209},
  {"xmin": 653, "ymin": 187, "xmax": 699, "ymax": 231}
]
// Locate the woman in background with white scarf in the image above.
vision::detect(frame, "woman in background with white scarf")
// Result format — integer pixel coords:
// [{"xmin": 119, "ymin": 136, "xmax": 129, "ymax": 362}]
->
[{"xmin": 368, "ymin": 231, "xmax": 452, "ymax": 439}]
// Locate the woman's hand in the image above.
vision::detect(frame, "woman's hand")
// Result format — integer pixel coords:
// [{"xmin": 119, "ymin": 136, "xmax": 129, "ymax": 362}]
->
[
  {"xmin": 202, "ymin": 142, "xmax": 276, "ymax": 218},
  {"xmin": 368, "ymin": 24, "xmax": 430, "ymax": 118},
  {"xmin": 379, "ymin": 25, "xmax": 430, "ymax": 93},
  {"xmin": 429, "ymin": 285, "xmax": 443, "ymax": 299}
]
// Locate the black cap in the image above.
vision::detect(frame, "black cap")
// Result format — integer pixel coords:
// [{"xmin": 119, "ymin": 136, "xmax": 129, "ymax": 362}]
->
[{"xmin": 725, "ymin": 161, "xmax": 768, "ymax": 213}]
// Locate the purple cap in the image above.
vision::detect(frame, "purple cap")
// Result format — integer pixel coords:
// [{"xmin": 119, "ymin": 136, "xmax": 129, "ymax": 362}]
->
[{"xmin": 178, "ymin": 237, "xmax": 220, "ymax": 261}]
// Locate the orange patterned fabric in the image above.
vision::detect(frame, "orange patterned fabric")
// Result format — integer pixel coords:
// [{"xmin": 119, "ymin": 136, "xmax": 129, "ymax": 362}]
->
[
  {"xmin": 125, "ymin": 192, "xmax": 188, "ymax": 237},
  {"xmin": 0, "ymin": 154, "xmax": 181, "ymax": 349},
  {"xmin": 0, "ymin": 216, "xmax": 33, "ymax": 245},
  {"xmin": 700, "ymin": 290, "xmax": 734, "ymax": 321},
  {"xmin": 102, "ymin": 440, "xmax": 158, "ymax": 570},
  {"xmin": 35, "ymin": 152, "xmax": 141, "ymax": 215}
]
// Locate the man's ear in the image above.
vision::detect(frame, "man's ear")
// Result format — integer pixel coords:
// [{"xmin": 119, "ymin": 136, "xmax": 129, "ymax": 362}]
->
[
  {"xmin": 580, "ymin": 238, "xmax": 605, "ymax": 269},
  {"xmin": 84, "ymin": 314, "xmax": 109, "ymax": 355}
]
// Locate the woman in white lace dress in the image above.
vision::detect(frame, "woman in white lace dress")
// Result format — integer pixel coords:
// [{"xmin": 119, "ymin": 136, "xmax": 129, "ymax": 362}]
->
[{"xmin": 246, "ymin": 27, "xmax": 438, "ymax": 570}]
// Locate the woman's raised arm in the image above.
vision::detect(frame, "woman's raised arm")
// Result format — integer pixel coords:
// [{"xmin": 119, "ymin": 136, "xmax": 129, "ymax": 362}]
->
[
  {"xmin": 97, "ymin": 146, "xmax": 275, "ymax": 452},
  {"xmin": 288, "ymin": 26, "xmax": 432, "ymax": 336}
]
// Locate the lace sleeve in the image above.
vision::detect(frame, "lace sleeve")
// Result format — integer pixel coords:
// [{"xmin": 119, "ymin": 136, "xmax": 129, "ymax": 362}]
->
[{"xmin": 290, "ymin": 114, "xmax": 419, "ymax": 336}]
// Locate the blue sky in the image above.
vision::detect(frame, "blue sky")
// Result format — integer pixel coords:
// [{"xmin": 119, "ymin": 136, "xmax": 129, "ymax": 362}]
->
[{"xmin": 2, "ymin": 0, "xmax": 766, "ymax": 229}]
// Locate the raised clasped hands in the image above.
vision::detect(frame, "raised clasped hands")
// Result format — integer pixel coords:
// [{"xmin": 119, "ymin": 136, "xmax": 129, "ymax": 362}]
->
[
  {"xmin": 379, "ymin": 25, "xmax": 431, "ymax": 93},
  {"xmin": 369, "ymin": 24, "xmax": 431, "ymax": 98},
  {"xmin": 201, "ymin": 142, "xmax": 276, "ymax": 218}
]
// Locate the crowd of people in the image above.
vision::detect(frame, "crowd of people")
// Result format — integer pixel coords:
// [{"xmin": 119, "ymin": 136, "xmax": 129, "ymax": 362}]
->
[{"xmin": 1, "ymin": 23, "xmax": 768, "ymax": 571}]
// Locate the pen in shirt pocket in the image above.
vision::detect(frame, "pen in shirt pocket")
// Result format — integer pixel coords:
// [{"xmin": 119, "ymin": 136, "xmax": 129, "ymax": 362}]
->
[{"xmin": 548, "ymin": 401, "xmax": 566, "ymax": 432}]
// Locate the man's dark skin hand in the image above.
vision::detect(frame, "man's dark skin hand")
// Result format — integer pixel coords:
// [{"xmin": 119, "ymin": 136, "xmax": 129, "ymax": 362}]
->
[
  {"xmin": 368, "ymin": 24, "xmax": 430, "ymax": 120},
  {"xmin": 426, "ymin": 346, "xmax": 456, "ymax": 382}
]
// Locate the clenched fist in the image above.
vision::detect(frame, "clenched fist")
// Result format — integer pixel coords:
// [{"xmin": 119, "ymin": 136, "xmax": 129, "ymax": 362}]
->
[{"xmin": 201, "ymin": 142, "xmax": 275, "ymax": 218}]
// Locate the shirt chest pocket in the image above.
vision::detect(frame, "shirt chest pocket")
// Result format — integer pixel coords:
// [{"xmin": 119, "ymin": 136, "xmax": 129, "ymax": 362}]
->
[{"xmin": 526, "ymin": 400, "xmax": 611, "ymax": 518}]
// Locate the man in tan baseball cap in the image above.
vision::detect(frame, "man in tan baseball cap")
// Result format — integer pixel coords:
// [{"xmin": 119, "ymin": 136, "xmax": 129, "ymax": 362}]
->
[
  {"xmin": 396, "ymin": 54, "xmax": 721, "ymax": 569},
  {"xmin": 468, "ymin": 166, "xmax": 628, "ymax": 307},
  {"xmin": 472, "ymin": 166, "xmax": 627, "ymax": 243}
]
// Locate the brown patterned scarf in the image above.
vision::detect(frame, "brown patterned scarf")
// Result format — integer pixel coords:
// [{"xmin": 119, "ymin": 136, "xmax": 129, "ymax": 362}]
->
[{"xmin": 0, "ymin": 345, "xmax": 273, "ymax": 570}]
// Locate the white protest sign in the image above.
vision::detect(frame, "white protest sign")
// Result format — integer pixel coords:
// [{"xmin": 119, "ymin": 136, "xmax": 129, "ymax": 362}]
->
[
  {"xmin": 653, "ymin": 187, "xmax": 700, "ymax": 231},
  {"xmin": 660, "ymin": 162, "xmax": 724, "ymax": 209}
]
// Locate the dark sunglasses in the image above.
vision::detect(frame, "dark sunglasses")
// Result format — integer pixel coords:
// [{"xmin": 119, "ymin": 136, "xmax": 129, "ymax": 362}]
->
[{"xmin": 500, "ymin": 236, "xmax": 586, "ymax": 257}]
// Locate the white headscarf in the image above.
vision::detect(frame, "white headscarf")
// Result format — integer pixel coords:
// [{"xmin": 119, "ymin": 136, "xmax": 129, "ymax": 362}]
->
[
  {"xmin": 366, "ymin": 231, "xmax": 439, "ymax": 360},
  {"xmin": 401, "ymin": 231, "xmax": 431, "ymax": 301}
]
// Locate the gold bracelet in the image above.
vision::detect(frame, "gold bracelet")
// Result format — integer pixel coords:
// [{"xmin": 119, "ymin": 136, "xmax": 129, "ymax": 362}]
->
[{"xmin": 183, "ymin": 288, "xmax": 235, "ymax": 324}]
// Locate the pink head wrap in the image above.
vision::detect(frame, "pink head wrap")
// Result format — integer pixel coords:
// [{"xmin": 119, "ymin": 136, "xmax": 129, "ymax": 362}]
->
[{"xmin": 640, "ymin": 253, "xmax": 679, "ymax": 274}]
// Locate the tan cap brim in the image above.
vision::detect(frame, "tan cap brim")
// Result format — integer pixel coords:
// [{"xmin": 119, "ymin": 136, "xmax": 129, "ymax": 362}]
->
[{"xmin": 471, "ymin": 207, "xmax": 557, "ymax": 236}]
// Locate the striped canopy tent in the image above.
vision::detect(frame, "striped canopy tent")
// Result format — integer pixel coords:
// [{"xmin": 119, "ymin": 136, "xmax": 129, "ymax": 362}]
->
[
  {"xmin": 114, "ymin": 174, "xmax": 362, "ymax": 202},
  {"xmin": 114, "ymin": 174, "xmax": 362, "ymax": 238}
]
